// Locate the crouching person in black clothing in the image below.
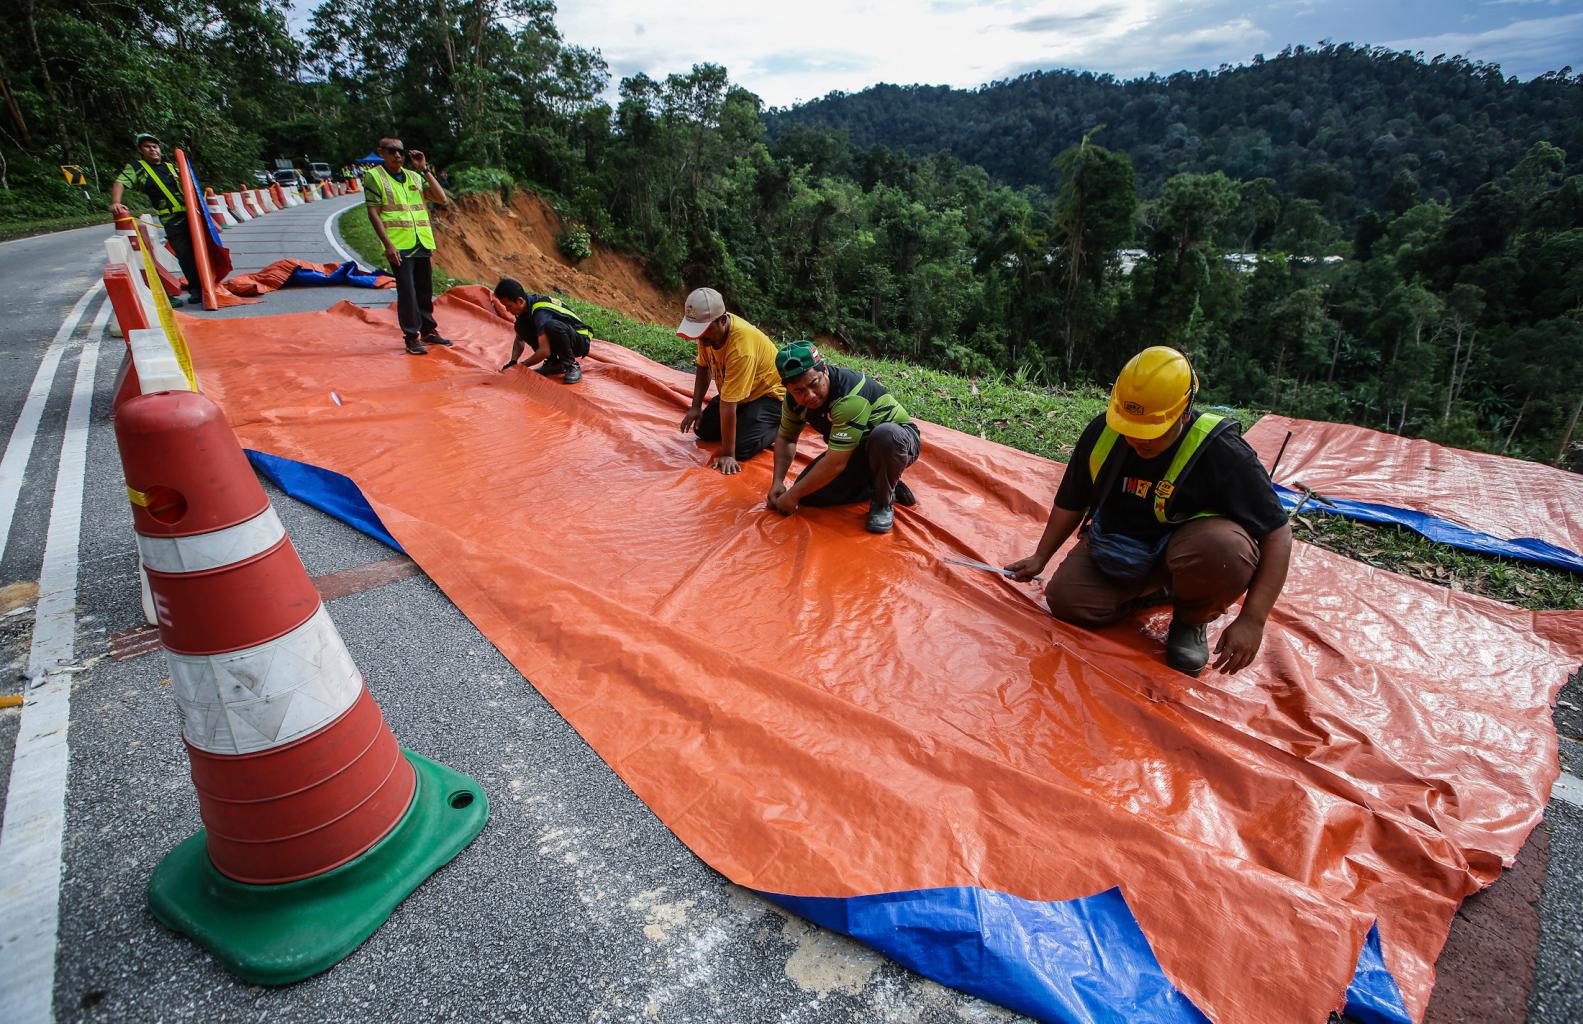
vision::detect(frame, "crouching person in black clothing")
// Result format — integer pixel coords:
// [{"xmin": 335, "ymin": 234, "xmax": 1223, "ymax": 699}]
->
[{"xmin": 494, "ymin": 278, "xmax": 592, "ymax": 384}]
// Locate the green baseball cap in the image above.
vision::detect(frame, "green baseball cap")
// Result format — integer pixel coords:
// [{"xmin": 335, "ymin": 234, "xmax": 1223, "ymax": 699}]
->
[
  {"xmin": 134, "ymin": 132, "xmax": 161, "ymax": 147},
  {"xmin": 776, "ymin": 340, "xmax": 824, "ymax": 381}
]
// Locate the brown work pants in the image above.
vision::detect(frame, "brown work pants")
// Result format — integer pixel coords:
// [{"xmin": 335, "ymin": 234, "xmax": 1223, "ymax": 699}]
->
[{"xmin": 1045, "ymin": 517, "xmax": 1259, "ymax": 627}]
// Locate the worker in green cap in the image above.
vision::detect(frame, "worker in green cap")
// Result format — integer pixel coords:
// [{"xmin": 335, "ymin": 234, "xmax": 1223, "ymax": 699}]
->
[
  {"xmin": 108, "ymin": 133, "xmax": 202, "ymax": 307},
  {"xmin": 766, "ymin": 341, "xmax": 921, "ymax": 534}
]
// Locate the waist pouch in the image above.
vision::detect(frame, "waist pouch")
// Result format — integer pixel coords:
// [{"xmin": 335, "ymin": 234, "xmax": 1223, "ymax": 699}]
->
[{"xmin": 1086, "ymin": 518, "xmax": 1171, "ymax": 583}]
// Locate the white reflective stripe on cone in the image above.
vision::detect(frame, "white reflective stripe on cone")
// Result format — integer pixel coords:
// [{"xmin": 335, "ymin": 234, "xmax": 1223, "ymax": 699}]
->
[
  {"xmin": 169, "ymin": 604, "xmax": 363, "ymax": 755},
  {"xmin": 137, "ymin": 506, "xmax": 285, "ymax": 574}
]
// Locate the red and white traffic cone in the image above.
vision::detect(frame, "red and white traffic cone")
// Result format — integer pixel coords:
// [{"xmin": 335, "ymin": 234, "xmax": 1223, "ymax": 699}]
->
[
  {"xmin": 204, "ymin": 188, "xmax": 235, "ymax": 228},
  {"xmin": 225, "ymin": 193, "xmax": 251, "ymax": 223},
  {"xmin": 118, "ymin": 389, "xmax": 487, "ymax": 984}
]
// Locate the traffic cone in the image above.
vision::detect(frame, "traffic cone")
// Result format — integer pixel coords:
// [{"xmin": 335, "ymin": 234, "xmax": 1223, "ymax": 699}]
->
[
  {"xmin": 271, "ymin": 183, "xmax": 288, "ymax": 209},
  {"xmin": 240, "ymin": 191, "xmax": 262, "ymax": 218},
  {"xmin": 204, "ymin": 188, "xmax": 235, "ymax": 228},
  {"xmin": 119, "ymin": 390, "xmax": 488, "ymax": 984}
]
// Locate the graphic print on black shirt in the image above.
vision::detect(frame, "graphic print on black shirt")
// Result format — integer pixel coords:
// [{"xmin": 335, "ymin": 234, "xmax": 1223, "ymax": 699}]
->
[{"xmin": 1054, "ymin": 412, "xmax": 1288, "ymax": 544}]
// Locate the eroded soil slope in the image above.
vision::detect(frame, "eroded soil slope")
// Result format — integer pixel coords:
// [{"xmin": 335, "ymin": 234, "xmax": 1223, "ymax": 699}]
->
[{"xmin": 432, "ymin": 190, "xmax": 680, "ymax": 325}]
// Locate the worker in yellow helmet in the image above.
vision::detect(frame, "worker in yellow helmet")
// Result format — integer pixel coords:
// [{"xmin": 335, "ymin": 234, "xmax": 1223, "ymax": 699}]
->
[{"xmin": 1005, "ymin": 346, "xmax": 1292, "ymax": 676}]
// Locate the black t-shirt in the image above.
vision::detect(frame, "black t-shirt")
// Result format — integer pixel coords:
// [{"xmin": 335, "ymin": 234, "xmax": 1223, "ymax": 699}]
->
[
  {"xmin": 513, "ymin": 295, "xmax": 588, "ymax": 341},
  {"xmin": 1055, "ymin": 411, "xmax": 1288, "ymax": 543}
]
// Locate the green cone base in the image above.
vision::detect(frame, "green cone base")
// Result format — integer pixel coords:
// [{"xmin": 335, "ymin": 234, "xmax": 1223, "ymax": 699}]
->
[{"xmin": 148, "ymin": 749, "xmax": 488, "ymax": 985}]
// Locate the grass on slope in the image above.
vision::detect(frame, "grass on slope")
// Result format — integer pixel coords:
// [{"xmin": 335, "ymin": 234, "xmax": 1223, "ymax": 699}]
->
[{"xmin": 334, "ymin": 208, "xmax": 1583, "ymax": 612}]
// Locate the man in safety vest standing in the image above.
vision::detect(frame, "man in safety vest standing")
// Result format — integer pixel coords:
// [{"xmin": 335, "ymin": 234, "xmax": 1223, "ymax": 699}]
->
[
  {"xmin": 362, "ymin": 135, "xmax": 451, "ymax": 355},
  {"xmin": 1004, "ymin": 346, "xmax": 1292, "ymax": 677},
  {"xmin": 109, "ymin": 132, "xmax": 202, "ymax": 307}
]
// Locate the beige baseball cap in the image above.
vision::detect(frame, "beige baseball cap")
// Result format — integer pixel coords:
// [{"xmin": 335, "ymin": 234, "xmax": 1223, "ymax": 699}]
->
[{"xmin": 676, "ymin": 287, "xmax": 725, "ymax": 339}]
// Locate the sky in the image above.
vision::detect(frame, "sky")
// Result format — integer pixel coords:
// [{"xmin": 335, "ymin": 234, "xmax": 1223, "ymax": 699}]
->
[{"xmin": 290, "ymin": 1, "xmax": 1583, "ymax": 108}]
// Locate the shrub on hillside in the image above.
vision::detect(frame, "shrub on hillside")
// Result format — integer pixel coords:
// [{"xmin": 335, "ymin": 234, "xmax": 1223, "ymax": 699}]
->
[
  {"xmin": 448, "ymin": 166, "xmax": 516, "ymax": 199},
  {"xmin": 558, "ymin": 225, "xmax": 592, "ymax": 263},
  {"xmin": 0, "ymin": 152, "xmax": 104, "ymax": 221}
]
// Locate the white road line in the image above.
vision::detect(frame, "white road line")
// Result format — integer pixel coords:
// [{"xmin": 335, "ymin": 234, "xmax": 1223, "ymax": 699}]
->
[
  {"xmin": 0, "ymin": 282, "xmax": 104, "ymax": 564},
  {"xmin": 1554, "ymin": 771, "xmax": 1583, "ymax": 808},
  {"xmin": 323, "ymin": 199, "xmax": 361, "ymax": 266},
  {"xmin": 0, "ymin": 326, "xmax": 102, "ymax": 1024}
]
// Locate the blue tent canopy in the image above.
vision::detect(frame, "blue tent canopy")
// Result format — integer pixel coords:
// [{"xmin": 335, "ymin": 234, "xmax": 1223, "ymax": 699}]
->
[{"xmin": 355, "ymin": 152, "xmax": 381, "ymax": 165}]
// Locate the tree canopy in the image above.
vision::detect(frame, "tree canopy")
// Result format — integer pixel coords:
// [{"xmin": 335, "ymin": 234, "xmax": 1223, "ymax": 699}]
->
[{"xmin": 1, "ymin": 7, "xmax": 1579, "ymax": 466}]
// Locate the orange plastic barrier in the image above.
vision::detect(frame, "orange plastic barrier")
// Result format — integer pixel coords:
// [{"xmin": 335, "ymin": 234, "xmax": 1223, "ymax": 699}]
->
[
  {"xmin": 180, "ymin": 289, "xmax": 1583, "ymax": 1024},
  {"xmin": 1248, "ymin": 414, "xmax": 1583, "ymax": 558}
]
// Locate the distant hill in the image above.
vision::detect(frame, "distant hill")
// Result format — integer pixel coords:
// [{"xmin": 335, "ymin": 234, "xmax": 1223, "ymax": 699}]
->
[{"xmin": 767, "ymin": 44, "xmax": 1583, "ymax": 221}]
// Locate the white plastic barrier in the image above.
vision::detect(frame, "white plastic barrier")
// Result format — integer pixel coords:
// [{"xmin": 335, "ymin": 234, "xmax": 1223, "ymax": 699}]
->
[
  {"xmin": 227, "ymin": 193, "xmax": 252, "ymax": 222},
  {"xmin": 208, "ymin": 194, "xmax": 236, "ymax": 227}
]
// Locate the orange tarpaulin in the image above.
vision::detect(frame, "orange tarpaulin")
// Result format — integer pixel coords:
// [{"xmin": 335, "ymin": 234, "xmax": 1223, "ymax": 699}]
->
[
  {"xmin": 178, "ymin": 289, "xmax": 1583, "ymax": 1023},
  {"xmin": 1247, "ymin": 413, "xmax": 1583, "ymax": 558}
]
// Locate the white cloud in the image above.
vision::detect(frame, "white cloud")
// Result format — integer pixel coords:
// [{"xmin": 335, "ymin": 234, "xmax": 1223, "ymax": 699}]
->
[
  {"xmin": 555, "ymin": 0, "xmax": 1166, "ymax": 106},
  {"xmin": 1384, "ymin": 11, "xmax": 1583, "ymax": 70}
]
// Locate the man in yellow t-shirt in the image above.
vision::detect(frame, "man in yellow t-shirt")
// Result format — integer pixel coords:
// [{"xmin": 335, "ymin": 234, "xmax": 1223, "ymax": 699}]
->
[{"xmin": 676, "ymin": 287, "xmax": 788, "ymax": 475}]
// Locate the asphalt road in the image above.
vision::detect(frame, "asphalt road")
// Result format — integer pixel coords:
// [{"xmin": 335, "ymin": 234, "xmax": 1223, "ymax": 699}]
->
[{"xmin": 0, "ymin": 196, "xmax": 1578, "ymax": 1024}]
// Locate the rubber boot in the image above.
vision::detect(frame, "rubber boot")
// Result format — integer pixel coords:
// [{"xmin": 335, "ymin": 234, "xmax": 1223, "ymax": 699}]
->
[
  {"xmin": 1165, "ymin": 618, "xmax": 1209, "ymax": 676},
  {"xmin": 894, "ymin": 480, "xmax": 917, "ymax": 507},
  {"xmin": 866, "ymin": 493, "xmax": 896, "ymax": 534}
]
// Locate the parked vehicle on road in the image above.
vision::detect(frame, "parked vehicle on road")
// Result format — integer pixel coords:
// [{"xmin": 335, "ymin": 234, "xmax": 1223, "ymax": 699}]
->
[
  {"xmin": 250, "ymin": 169, "xmax": 273, "ymax": 186},
  {"xmin": 308, "ymin": 162, "xmax": 333, "ymax": 182},
  {"xmin": 273, "ymin": 169, "xmax": 308, "ymax": 189}
]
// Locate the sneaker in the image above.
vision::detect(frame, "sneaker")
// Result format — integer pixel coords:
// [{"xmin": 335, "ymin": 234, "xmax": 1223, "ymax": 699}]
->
[
  {"xmin": 561, "ymin": 360, "xmax": 583, "ymax": 384},
  {"xmin": 866, "ymin": 495, "xmax": 896, "ymax": 534},
  {"xmin": 421, "ymin": 332, "xmax": 453, "ymax": 347},
  {"xmin": 168, "ymin": 295, "xmax": 188, "ymax": 309},
  {"xmin": 893, "ymin": 480, "xmax": 917, "ymax": 507},
  {"xmin": 534, "ymin": 358, "xmax": 567, "ymax": 376},
  {"xmin": 404, "ymin": 336, "xmax": 428, "ymax": 355},
  {"xmin": 1165, "ymin": 618, "xmax": 1210, "ymax": 676}
]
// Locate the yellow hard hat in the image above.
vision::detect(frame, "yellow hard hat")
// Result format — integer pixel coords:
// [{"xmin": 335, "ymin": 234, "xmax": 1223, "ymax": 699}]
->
[{"xmin": 1106, "ymin": 346, "xmax": 1197, "ymax": 439}]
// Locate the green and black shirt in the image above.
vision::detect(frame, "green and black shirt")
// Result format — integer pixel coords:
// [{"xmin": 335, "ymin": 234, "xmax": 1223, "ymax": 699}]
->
[
  {"xmin": 114, "ymin": 159, "xmax": 186, "ymax": 222},
  {"xmin": 779, "ymin": 364, "xmax": 914, "ymax": 452}
]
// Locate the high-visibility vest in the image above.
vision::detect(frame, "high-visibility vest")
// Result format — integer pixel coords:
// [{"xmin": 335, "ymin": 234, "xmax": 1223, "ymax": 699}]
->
[
  {"xmin": 138, "ymin": 159, "xmax": 185, "ymax": 217},
  {"xmin": 530, "ymin": 299, "xmax": 593, "ymax": 340},
  {"xmin": 1088, "ymin": 412, "xmax": 1231, "ymax": 524},
  {"xmin": 365, "ymin": 165, "xmax": 434, "ymax": 250}
]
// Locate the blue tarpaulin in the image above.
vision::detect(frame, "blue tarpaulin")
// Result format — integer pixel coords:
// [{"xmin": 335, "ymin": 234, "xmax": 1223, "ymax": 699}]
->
[
  {"xmin": 285, "ymin": 261, "xmax": 394, "ymax": 290},
  {"xmin": 1274, "ymin": 483, "xmax": 1583, "ymax": 573}
]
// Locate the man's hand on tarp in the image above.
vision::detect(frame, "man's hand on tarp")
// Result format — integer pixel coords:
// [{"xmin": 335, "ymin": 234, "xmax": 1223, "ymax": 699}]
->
[
  {"xmin": 713, "ymin": 454, "xmax": 741, "ymax": 475},
  {"xmin": 767, "ymin": 482, "xmax": 797, "ymax": 516},
  {"xmin": 1212, "ymin": 614, "xmax": 1265, "ymax": 674},
  {"xmin": 1004, "ymin": 554, "xmax": 1047, "ymax": 583}
]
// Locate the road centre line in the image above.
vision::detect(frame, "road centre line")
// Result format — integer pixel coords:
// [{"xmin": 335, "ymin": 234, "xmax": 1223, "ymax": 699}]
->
[
  {"xmin": 0, "ymin": 323, "xmax": 102, "ymax": 1023},
  {"xmin": 0, "ymin": 282, "xmax": 104, "ymax": 565}
]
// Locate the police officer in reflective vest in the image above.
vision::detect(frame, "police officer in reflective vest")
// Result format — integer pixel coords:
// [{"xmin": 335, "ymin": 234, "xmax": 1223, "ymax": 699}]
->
[
  {"xmin": 109, "ymin": 132, "xmax": 202, "ymax": 307},
  {"xmin": 362, "ymin": 135, "xmax": 452, "ymax": 355},
  {"xmin": 1005, "ymin": 347, "xmax": 1293, "ymax": 677}
]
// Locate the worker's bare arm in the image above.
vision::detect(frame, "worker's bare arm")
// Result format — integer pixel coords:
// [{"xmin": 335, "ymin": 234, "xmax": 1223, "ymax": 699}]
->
[
  {"xmin": 1212, "ymin": 522, "xmax": 1293, "ymax": 674},
  {"xmin": 1005, "ymin": 504, "xmax": 1085, "ymax": 582}
]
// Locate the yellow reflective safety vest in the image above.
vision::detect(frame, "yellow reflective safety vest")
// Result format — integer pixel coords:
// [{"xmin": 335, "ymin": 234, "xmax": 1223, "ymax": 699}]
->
[
  {"xmin": 139, "ymin": 159, "xmax": 185, "ymax": 217},
  {"xmin": 366, "ymin": 165, "xmax": 435, "ymax": 250},
  {"xmin": 530, "ymin": 299, "xmax": 593, "ymax": 341},
  {"xmin": 1088, "ymin": 412, "xmax": 1231, "ymax": 525}
]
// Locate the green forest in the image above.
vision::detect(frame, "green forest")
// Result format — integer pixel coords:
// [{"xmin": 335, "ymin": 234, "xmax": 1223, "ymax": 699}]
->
[{"xmin": 2, "ymin": 2, "xmax": 1580, "ymax": 466}]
